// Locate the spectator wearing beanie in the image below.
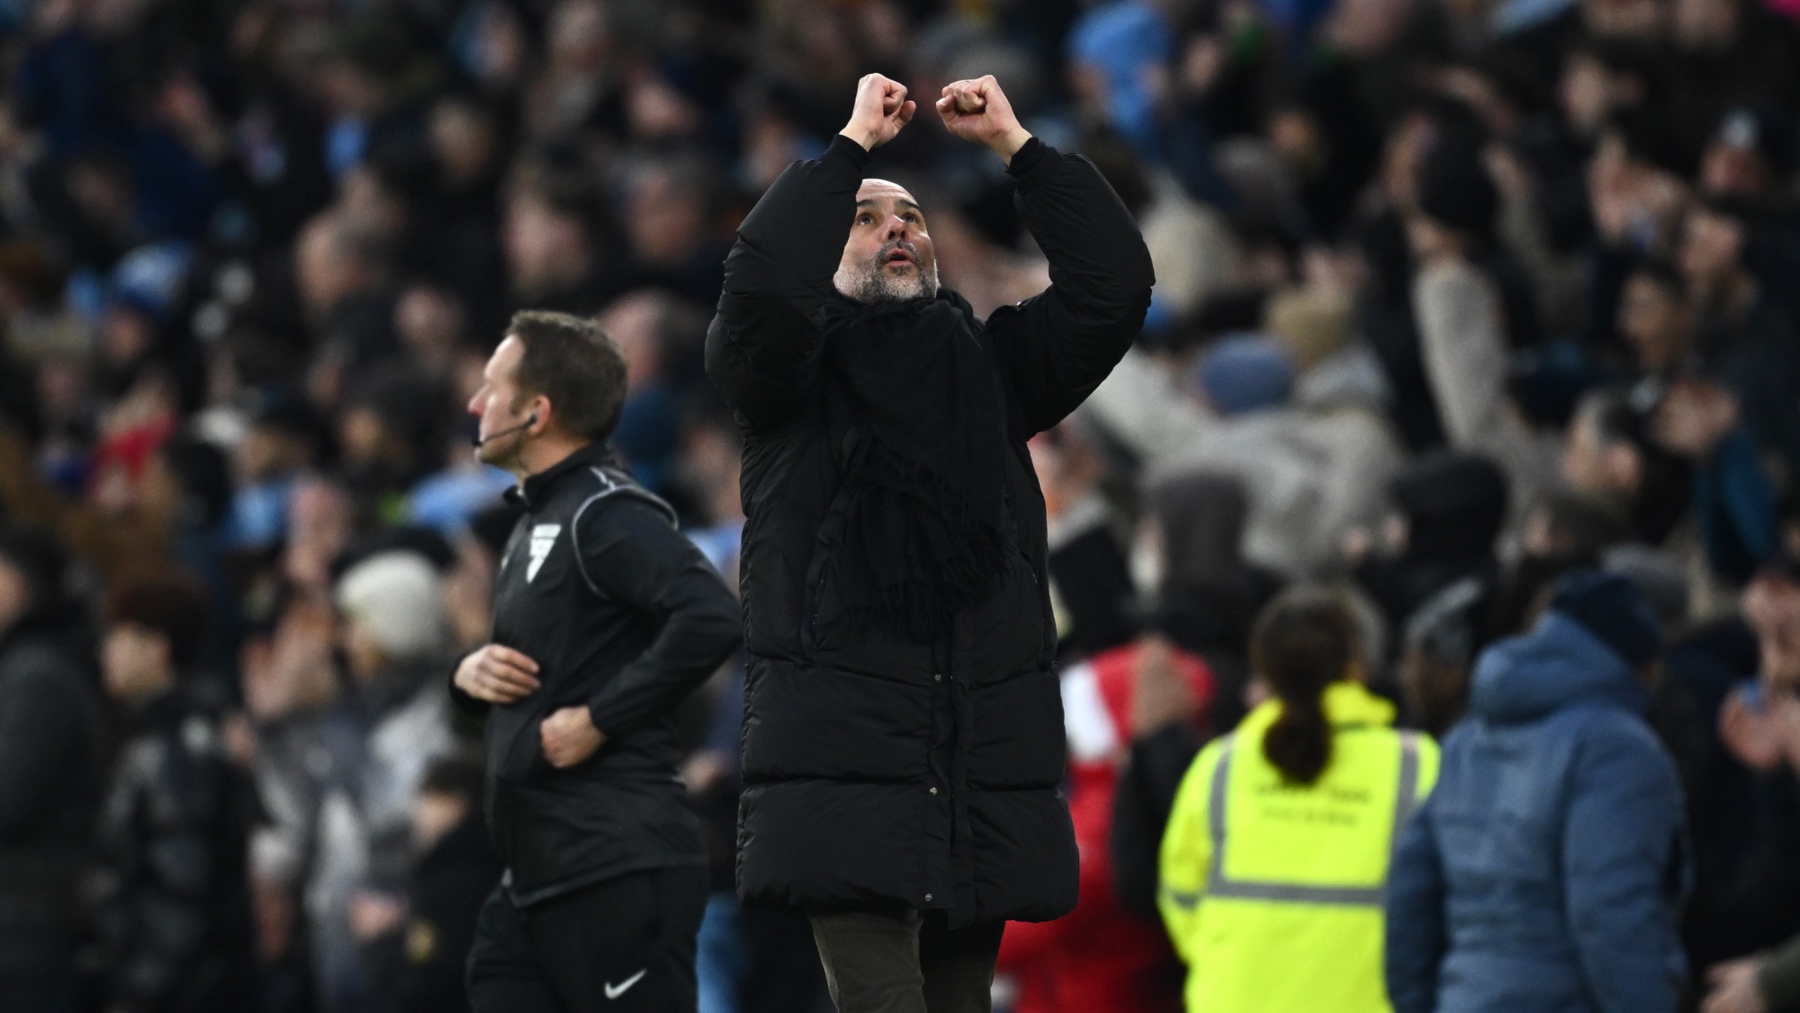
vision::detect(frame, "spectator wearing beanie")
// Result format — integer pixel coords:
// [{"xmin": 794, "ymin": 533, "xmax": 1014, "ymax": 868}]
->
[
  {"xmin": 337, "ymin": 549, "xmax": 456, "ymax": 669},
  {"xmin": 1387, "ymin": 570, "xmax": 1689, "ymax": 1013},
  {"xmin": 1192, "ymin": 334, "xmax": 1295, "ymax": 418},
  {"xmin": 308, "ymin": 550, "xmax": 460, "ymax": 1011}
]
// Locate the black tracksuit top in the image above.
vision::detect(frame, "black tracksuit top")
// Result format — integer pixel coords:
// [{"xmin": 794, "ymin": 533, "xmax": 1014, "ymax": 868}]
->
[{"xmin": 452, "ymin": 443, "xmax": 741, "ymax": 906}]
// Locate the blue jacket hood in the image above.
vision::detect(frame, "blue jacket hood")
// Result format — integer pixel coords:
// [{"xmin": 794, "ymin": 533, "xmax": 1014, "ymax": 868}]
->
[{"xmin": 1470, "ymin": 611, "xmax": 1651, "ymax": 724}]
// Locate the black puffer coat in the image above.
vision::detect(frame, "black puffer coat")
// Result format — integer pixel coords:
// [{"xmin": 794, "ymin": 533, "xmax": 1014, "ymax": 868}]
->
[
  {"xmin": 707, "ymin": 134, "xmax": 1152, "ymax": 925},
  {"xmin": 94, "ymin": 683, "xmax": 257, "ymax": 1012},
  {"xmin": 0, "ymin": 629, "xmax": 102, "ymax": 975}
]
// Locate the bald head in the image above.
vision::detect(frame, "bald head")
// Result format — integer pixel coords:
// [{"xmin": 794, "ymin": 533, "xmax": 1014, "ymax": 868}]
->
[
  {"xmin": 835, "ymin": 178, "xmax": 939, "ymax": 304},
  {"xmin": 858, "ymin": 178, "xmax": 916, "ymax": 205}
]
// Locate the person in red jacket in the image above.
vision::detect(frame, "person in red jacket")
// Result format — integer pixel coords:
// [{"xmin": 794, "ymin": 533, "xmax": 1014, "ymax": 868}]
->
[{"xmin": 996, "ymin": 625, "xmax": 1213, "ymax": 1013}]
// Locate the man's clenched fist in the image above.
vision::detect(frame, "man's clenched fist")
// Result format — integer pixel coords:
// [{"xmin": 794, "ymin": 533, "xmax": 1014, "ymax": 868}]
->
[
  {"xmin": 936, "ymin": 75, "xmax": 1033, "ymax": 164},
  {"xmin": 454, "ymin": 644, "xmax": 541, "ymax": 704},
  {"xmin": 541, "ymin": 706, "xmax": 605, "ymax": 768},
  {"xmin": 840, "ymin": 73, "xmax": 915, "ymax": 151}
]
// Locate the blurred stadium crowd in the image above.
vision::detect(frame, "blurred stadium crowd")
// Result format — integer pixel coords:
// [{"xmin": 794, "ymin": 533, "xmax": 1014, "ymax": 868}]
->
[{"xmin": 6, "ymin": 0, "xmax": 1800, "ymax": 1009}]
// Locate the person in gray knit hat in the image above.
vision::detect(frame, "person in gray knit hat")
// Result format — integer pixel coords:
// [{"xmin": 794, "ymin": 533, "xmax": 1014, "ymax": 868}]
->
[{"xmin": 306, "ymin": 550, "xmax": 459, "ymax": 1011}]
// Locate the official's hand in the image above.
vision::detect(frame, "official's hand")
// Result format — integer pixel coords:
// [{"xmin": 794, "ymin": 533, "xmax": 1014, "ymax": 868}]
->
[
  {"xmin": 840, "ymin": 73, "xmax": 915, "ymax": 151},
  {"xmin": 541, "ymin": 706, "xmax": 605, "ymax": 768},
  {"xmin": 1704, "ymin": 958, "xmax": 1770, "ymax": 1013},
  {"xmin": 454, "ymin": 644, "xmax": 541, "ymax": 704},
  {"xmin": 936, "ymin": 75, "xmax": 1032, "ymax": 164}
]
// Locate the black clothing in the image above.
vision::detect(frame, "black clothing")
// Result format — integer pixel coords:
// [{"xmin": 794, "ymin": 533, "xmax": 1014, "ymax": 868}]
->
[
  {"xmin": 0, "ymin": 632, "xmax": 103, "ymax": 979},
  {"xmin": 466, "ymin": 865, "xmax": 708, "ymax": 1013},
  {"xmin": 1664, "ymin": 618, "xmax": 1800, "ymax": 968},
  {"xmin": 1046, "ymin": 521, "xmax": 1136, "ymax": 661},
  {"xmin": 1695, "ymin": 290, "xmax": 1800, "ymax": 481},
  {"xmin": 707, "ymin": 134, "xmax": 1153, "ymax": 925},
  {"xmin": 1666, "ymin": 9, "xmax": 1800, "ymax": 169},
  {"xmin": 93, "ymin": 684, "xmax": 256, "ymax": 1013},
  {"xmin": 1357, "ymin": 452, "xmax": 1508, "ymax": 633},
  {"xmin": 819, "ymin": 295, "xmax": 1013, "ymax": 640},
  {"xmin": 808, "ymin": 909, "xmax": 1006, "ymax": 1013},
  {"xmin": 0, "ymin": 970, "xmax": 82, "ymax": 1013},
  {"xmin": 451, "ymin": 444, "xmax": 740, "ymax": 906},
  {"xmin": 370, "ymin": 816, "xmax": 502, "ymax": 1013},
  {"xmin": 1108, "ymin": 724, "xmax": 1205, "ymax": 922},
  {"xmin": 1149, "ymin": 584, "xmax": 1275, "ymax": 736},
  {"xmin": 740, "ymin": 908, "xmax": 837, "ymax": 1013}
]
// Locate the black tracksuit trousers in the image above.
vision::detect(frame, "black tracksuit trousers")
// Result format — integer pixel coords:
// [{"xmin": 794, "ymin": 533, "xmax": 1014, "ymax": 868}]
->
[{"xmin": 467, "ymin": 865, "xmax": 708, "ymax": 1012}]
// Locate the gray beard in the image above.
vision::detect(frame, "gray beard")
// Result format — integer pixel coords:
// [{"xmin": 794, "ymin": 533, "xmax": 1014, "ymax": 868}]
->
[{"xmin": 834, "ymin": 254, "xmax": 940, "ymax": 304}]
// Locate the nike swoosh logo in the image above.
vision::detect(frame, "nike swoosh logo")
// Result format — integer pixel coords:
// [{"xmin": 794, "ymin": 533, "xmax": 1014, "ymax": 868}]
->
[{"xmin": 604, "ymin": 968, "xmax": 647, "ymax": 1000}]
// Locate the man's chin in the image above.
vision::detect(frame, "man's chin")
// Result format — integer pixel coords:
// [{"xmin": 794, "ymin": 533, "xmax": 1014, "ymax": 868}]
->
[
  {"xmin": 835, "ymin": 265, "xmax": 938, "ymax": 304},
  {"xmin": 862, "ymin": 288, "xmax": 933, "ymax": 305}
]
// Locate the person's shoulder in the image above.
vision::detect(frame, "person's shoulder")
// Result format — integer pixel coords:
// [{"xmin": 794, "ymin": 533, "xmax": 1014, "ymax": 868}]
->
[
  {"xmin": 1556, "ymin": 704, "xmax": 1679, "ymax": 783},
  {"xmin": 0, "ymin": 637, "xmax": 86, "ymax": 687},
  {"xmin": 1190, "ymin": 730, "xmax": 1239, "ymax": 777},
  {"xmin": 569, "ymin": 469, "xmax": 677, "ymax": 530},
  {"xmin": 569, "ymin": 476, "xmax": 684, "ymax": 562}
]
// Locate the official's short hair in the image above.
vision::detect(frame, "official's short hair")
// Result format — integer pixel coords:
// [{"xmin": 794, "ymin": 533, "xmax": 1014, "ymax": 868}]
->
[{"xmin": 505, "ymin": 310, "xmax": 628, "ymax": 442}]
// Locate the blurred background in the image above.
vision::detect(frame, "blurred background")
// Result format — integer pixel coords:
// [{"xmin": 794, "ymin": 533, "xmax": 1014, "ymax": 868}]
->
[{"xmin": 4, "ymin": 0, "xmax": 1800, "ymax": 1009}]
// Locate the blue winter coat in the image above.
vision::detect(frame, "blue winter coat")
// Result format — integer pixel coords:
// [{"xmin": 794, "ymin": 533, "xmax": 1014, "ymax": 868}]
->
[{"xmin": 1384, "ymin": 611, "xmax": 1689, "ymax": 1013}]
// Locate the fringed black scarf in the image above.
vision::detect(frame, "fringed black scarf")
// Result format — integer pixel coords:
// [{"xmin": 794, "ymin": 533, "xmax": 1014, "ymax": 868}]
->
[{"xmin": 821, "ymin": 292, "xmax": 1013, "ymax": 641}]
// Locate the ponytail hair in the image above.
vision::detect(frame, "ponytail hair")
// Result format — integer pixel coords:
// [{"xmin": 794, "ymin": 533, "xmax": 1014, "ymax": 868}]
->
[{"xmin": 1251, "ymin": 587, "xmax": 1362, "ymax": 786}]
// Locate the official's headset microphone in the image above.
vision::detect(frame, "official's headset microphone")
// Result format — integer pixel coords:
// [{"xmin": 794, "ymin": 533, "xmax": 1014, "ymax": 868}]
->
[{"xmin": 473, "ymin": 413, "xmax": 539, "ymax": 446}]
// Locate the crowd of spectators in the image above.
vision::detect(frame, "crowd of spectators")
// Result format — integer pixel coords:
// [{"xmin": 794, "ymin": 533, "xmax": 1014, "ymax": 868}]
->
[{"xmin": 5, "ymin": 0, "xmax": 1800, "ymax": 1009}]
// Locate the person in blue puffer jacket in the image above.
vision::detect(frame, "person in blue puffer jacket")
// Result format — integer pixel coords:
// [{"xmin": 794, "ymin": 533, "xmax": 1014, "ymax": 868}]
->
[{"xmin": 1385, "ymin": 569, "xmax": 1691, "ymax": 1013}]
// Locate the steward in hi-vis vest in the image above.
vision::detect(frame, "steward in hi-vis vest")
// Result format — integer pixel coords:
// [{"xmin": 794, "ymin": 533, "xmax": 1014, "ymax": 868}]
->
[{"xmin": 1159, "ymin": 589, "xmax": 1440, "ymax": 1013}]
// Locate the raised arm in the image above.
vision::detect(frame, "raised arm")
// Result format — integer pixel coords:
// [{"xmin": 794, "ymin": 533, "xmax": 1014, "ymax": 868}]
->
[
  {"xmin": 705, "ymin": 75, "xmax": 912, "ymax": 430},
  {"xmin": 940, "ymin": 77, "xmax": 1153, "ymax": 435}
]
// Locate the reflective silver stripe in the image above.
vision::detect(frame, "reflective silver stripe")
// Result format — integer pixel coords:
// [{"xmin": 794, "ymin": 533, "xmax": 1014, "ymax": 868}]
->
[
  {"xmin": 1199, "ymin": 730, "xmax": 1419, "ymax": 908},
  {"xmin": 1391, "ymin": 731, "xmax": 1423, "ymax": 855},
  {"xmin": 1207, "ymin": 880, "xmax": 1386, "ymax": 905},
  {"xmin": 1204, "ymin": 738, "xmax": 1234, "ymax": 894}
]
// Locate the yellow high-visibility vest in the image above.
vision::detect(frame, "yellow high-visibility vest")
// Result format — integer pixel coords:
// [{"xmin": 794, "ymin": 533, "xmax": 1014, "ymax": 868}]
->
[{"xmin": 1159, "ymin": 681, "xmax": 1439, "ymax": 1013}]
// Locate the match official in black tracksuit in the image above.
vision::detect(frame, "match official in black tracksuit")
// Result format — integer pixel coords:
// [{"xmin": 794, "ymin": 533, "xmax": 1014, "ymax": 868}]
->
[{"xmin": 453, "ymin": 310, "xmax": 742, "ymax": 1012}]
